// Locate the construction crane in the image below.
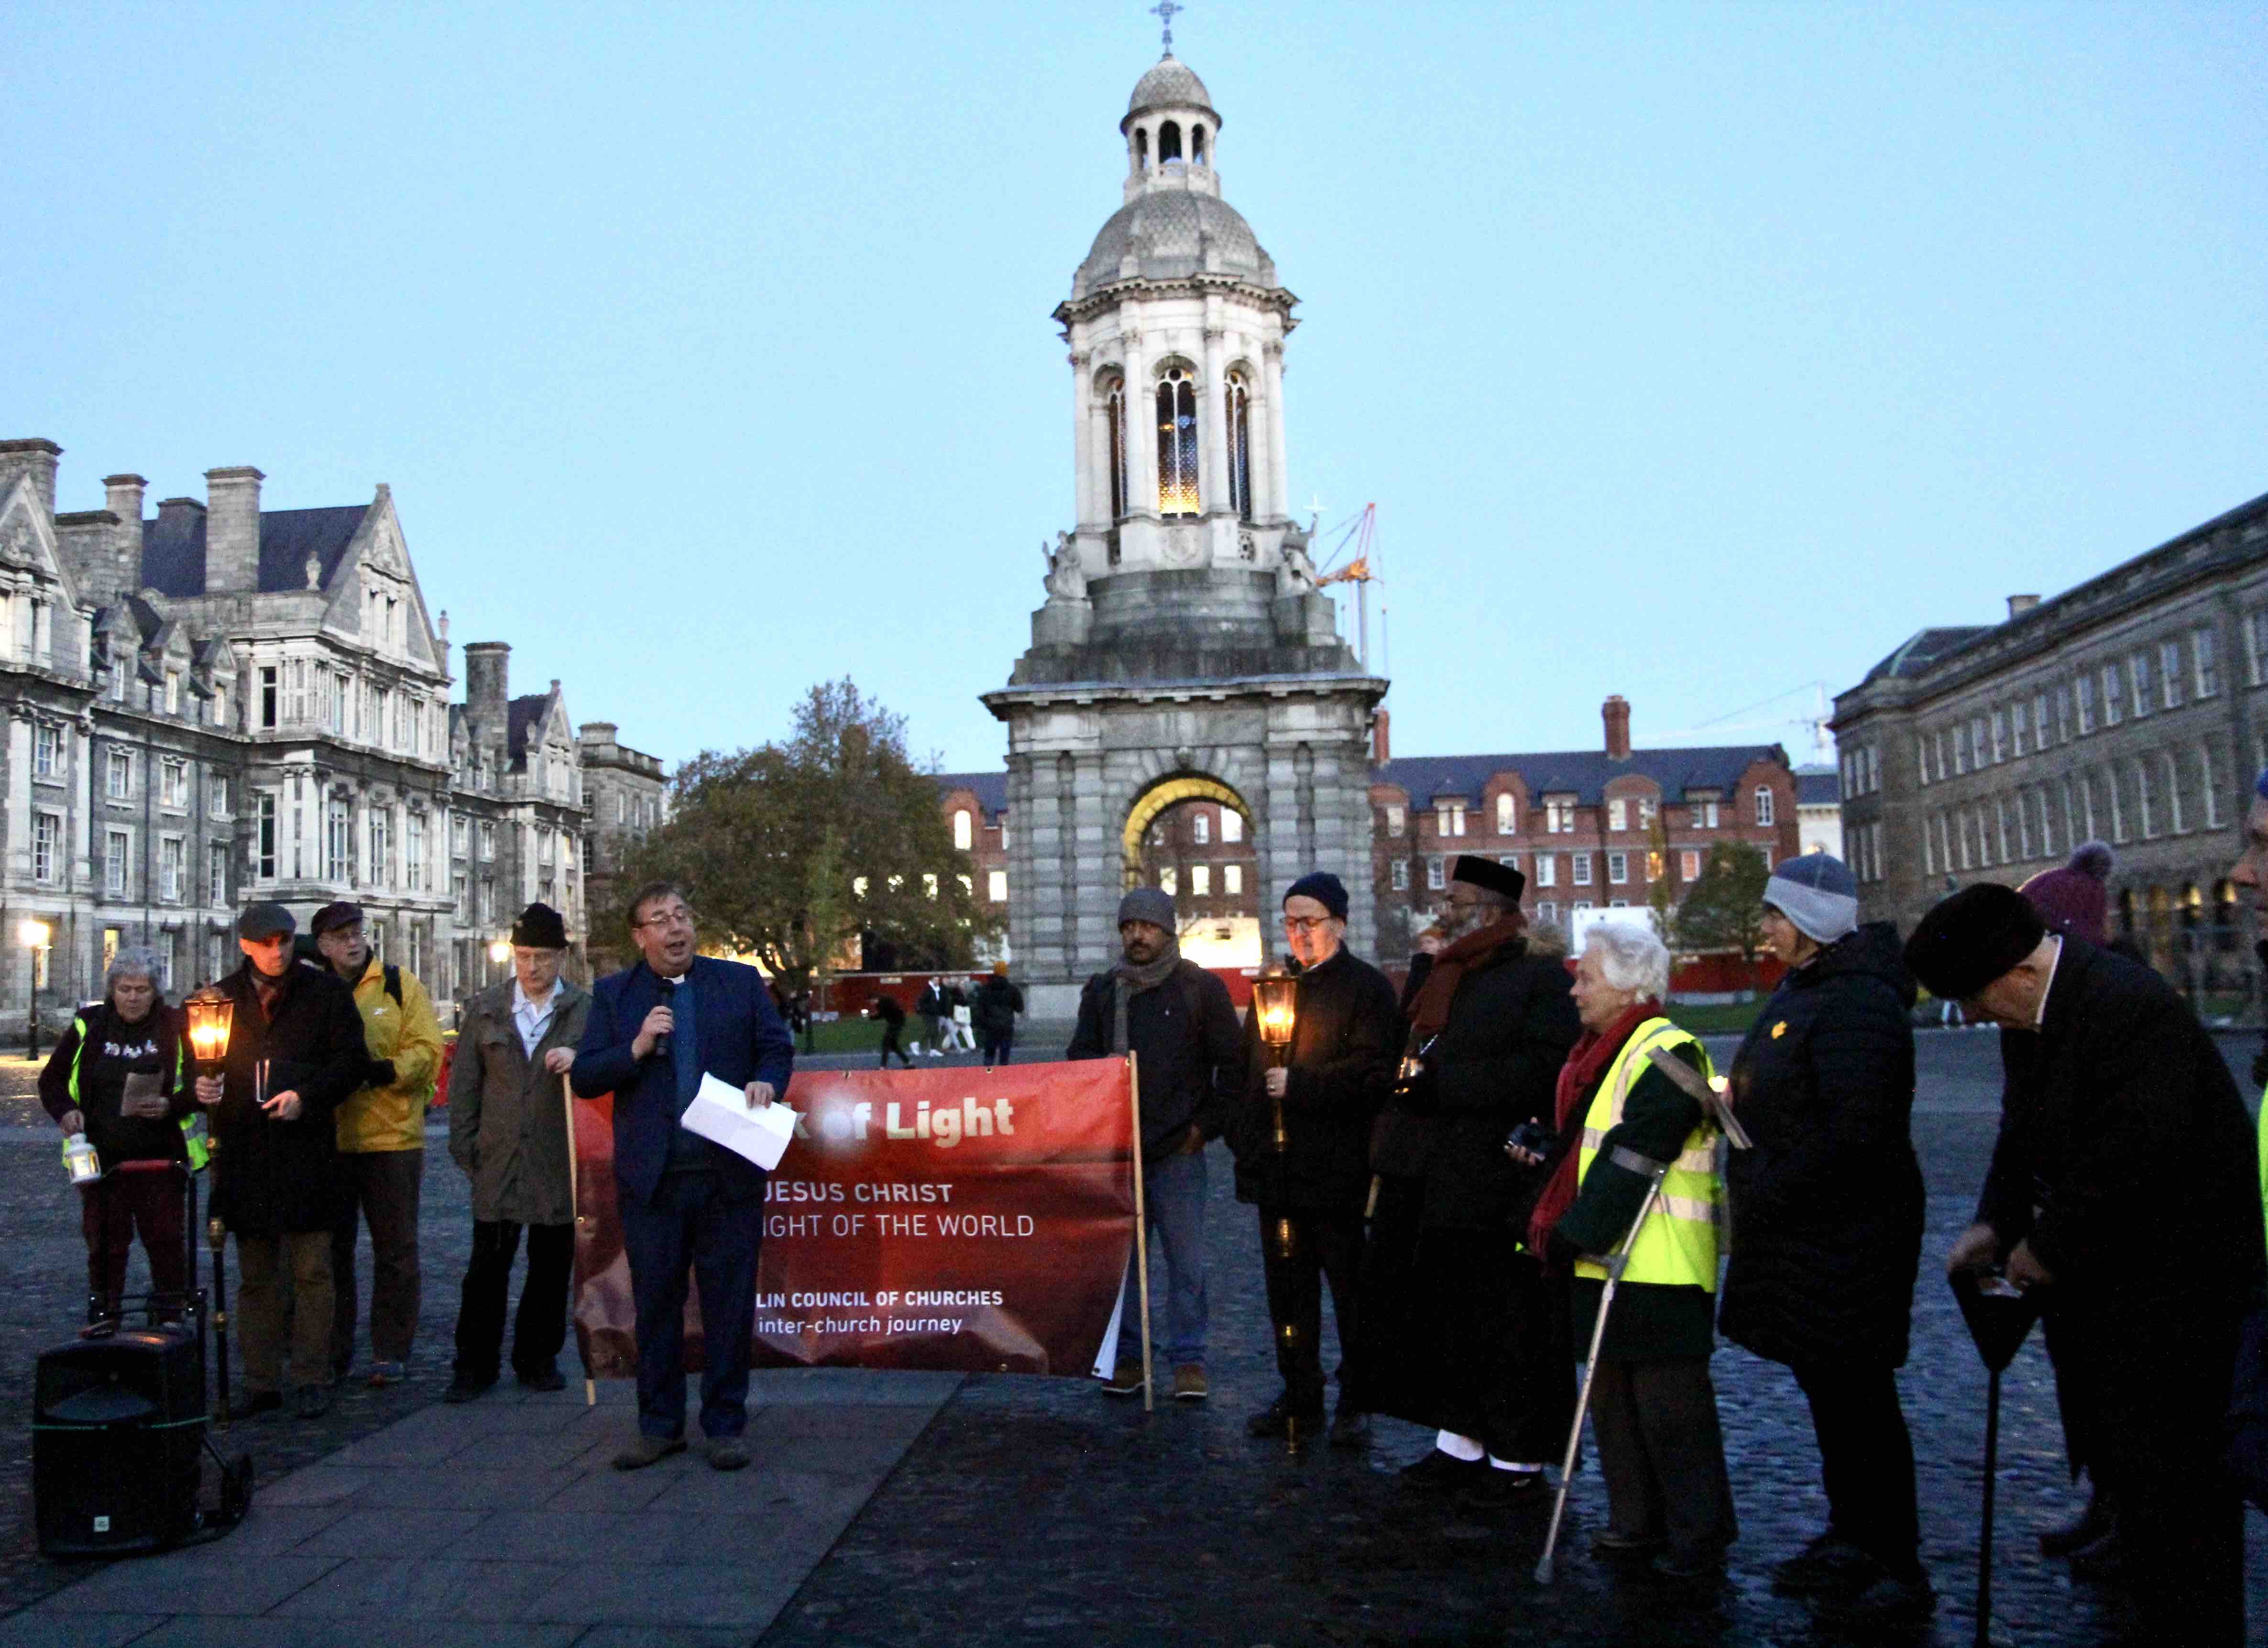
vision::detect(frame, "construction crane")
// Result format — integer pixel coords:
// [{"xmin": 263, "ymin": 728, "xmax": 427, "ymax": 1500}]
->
[{"xmin": 1314, "ymin": 503, "xmax": 1379, "ymax": 672}]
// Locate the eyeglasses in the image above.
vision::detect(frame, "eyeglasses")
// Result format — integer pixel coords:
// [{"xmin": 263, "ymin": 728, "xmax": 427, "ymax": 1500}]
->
[
  {"xmin": 1282, "ymin": 916, "xmax": 1338, "ymax": 934},
  {"xmin": 637, "ymin": 908, "xmax": 694, "ymax": 932}
]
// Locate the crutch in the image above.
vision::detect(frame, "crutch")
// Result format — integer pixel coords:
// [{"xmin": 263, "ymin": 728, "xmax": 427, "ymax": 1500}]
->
[
  {"xmin": 1535, "ymin": 1165, "xmax": 1668, "ymax": 1585},
  {"xmin": 563, "ymin": 1073, "xmax": 596, "ymax": 1407}
]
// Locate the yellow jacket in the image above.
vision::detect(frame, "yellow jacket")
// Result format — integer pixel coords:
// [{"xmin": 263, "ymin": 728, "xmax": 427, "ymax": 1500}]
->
[{"xmin": 334, "ymin": 957, "xmax": 444, "ymax": 1154}]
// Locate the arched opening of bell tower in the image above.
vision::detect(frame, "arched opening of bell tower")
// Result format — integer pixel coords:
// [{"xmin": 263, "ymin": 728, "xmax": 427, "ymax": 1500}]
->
[{"xmin": 1120, "ymin": 775, "xmax": 1262, "ymax": 970}]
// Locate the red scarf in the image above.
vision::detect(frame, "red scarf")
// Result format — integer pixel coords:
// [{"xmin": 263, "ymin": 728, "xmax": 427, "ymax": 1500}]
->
[
  {"xmin": 1404, "ymin": 915, "xmax": 1527, "ymax": 1043},
  {"xmin": 1525, "ymin": 997, "xmax": 1660, "ymax": 1260}
]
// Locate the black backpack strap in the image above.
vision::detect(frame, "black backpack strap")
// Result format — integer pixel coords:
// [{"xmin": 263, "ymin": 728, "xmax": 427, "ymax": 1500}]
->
[{"xmin": 384, "ymin": 963, "xmax": 403, "ymax": 1007}]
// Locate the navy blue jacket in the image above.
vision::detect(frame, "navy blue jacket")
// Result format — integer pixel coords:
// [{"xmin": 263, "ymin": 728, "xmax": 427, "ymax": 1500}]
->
[{"xmin": 572, "ymin": 956, "xmax": 796, "ymax": 1207}]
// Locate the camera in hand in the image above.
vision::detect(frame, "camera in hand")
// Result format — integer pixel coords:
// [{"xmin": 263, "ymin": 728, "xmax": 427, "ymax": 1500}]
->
[{"xmin": 1504, "ymin": 1120, "xmax": 1554, "ymax": 1158}]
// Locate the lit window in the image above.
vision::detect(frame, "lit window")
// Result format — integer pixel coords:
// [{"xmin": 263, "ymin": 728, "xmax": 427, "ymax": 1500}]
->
[
  {"xmin": 987, "ymin": 869, "xmax": 1008, "ymax": 902},
  {"xmin": 1384, "ymin": 804, "xmax": 1405, "ymax": 839},
  {"xmin": 953, "ymin": 809, "xmax": 973, "ymax": 851},
  {"xmin": 1159, "ymin": 867, "xmax": 1177, "ymax": 895},
  {"xmin": 1545, "ymin": 798, "xmax": 1576, "ymax": 833},
  {"xmin": 1679, "ymin": 850, "xmax": 1700, "ymax": 880},
  {"xmin": 1436, "ymin": 803, "xmax": 1466, "ymax": 838},
  {"xmin": 1220, "ymin": 810, "xmax": 1242, "ymax": 843},
  {"xmin": 1495, "ymin": 793, "xmax": 1515, "ymax": 833},
  {"xmin": 1607, "ymin": 798, "xmax": 1627, "ymax": 831},
  {"xmin": 1224, "ymin": 864, "xmax": 1242, "ymax": 894},
  {"xmin": 1192, "ymin": 865, "xmax": 1211, "ymax": 895},
  {"xmin": 1156, "ymin": 367, "xmax": 1200, "ymax": 515}
]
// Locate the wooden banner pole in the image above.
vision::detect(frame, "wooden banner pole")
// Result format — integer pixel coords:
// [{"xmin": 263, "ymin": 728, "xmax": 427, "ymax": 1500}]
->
[
  {"xmin": 562, "ymin": 1072, "xmax": 596, "ymax": 1407},
  {"xmin": 1128, "ymin": 1050, "xmax": 1153, "ymax": 1414}
]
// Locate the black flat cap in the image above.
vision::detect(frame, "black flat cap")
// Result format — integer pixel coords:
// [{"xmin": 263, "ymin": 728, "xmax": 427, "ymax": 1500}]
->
[
  {"xmin": 1453, "ymin": 854, "xmax": 1525, "ymax": 902},
  {"xmin": 1904, "ymin": 883, "xmax": 2047, "ymax": 1002},
  {"xmin": 238, "ymin": 901, "xmax": 296, "ymax": 940},
  {"xmin": 310, "ymin": 900, "xmax": 364, "ymax": 936}
]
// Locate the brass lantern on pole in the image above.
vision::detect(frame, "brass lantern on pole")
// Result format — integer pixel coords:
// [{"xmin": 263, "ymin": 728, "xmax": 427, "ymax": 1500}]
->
[
  {"xmin": 184, "ymin": 985, "xmax": 235, "ymax": 1078},
  {"xmin": 1251, "ymin": 965, "xmax": 1298, "ymax": 1153}
]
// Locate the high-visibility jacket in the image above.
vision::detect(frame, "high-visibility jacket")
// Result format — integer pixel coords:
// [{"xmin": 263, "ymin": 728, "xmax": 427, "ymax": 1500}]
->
[
  {"xmin": 1573, "ymin": 1017, "xmax": 1720, "ymax": 1290},
  {"xmin": 66, "ymin": 1011, "xmax": 207, "ymax": 1170}
]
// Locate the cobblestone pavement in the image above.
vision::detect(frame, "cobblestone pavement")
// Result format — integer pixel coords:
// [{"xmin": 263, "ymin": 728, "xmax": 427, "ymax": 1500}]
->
[{"xmin": 754, "ymin": 1031, "xmax": 2268, "ymax": 1648}]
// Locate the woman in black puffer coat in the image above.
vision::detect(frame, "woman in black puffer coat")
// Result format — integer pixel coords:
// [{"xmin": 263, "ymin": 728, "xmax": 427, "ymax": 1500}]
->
[{"xmin": 1720, "ymin": 854, "xmax": 1930, "ymax": 1626}]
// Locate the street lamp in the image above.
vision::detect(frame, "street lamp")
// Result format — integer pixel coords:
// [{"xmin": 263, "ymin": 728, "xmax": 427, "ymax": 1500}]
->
[{"xmin": 19, "ymin": 920, "xmax": 50, "ymax": 1061}]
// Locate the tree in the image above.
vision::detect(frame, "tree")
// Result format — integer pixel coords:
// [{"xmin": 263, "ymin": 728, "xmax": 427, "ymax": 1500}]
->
[
  {"xmin": 595, "ymin": 679, "xmax": 1001, "ymax": 996},
  {"xmin": 1674, "ymin": 840, "xmax": 1772, "ymax": 961}
]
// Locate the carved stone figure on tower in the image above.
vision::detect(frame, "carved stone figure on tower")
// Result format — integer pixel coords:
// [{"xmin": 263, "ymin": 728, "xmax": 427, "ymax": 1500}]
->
[{"xmin": 1042, "ymin": 532, "xmax": 1087, "ymax": 604}]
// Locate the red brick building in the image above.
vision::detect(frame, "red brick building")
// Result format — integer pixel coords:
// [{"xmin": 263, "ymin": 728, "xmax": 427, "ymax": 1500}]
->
[{"xmin": 938, "ymin": 695, "xmax": 1801, "ymax": 970}]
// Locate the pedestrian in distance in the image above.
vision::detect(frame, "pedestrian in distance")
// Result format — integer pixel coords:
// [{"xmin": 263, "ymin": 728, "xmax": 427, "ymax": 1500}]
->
[
  {"xmin": 973, "ymin": 961, "xmax": 1023, "ymax": 1068},
  {"xmin": 311, "ymin": 900, "xmax": 443, "ymax": 1388},
  {"xmin": 870, "ymin": 993, "xmax": 914, "ymax": 1069},
  {"xmin": 1225, "ymin": 872, "xmax": 1398, "ymax": 1447},
  {"xmin": 573, "ymin": 882, "xmax": 795, "ymax": 1471},
  {"xmin": 445, "ymin": 902, "xmax": 591, "ymax": 1402},
  {"xmin": 1368, "ymin": 856, "xmax": 1579, "ymax": 1510},
  {"xmin": 1718, "ymin": 855, "xmax": 1933, "ymax": 1627},
  {"xmin": 1069, "ymin": 885, "xmax": 1241, "ymax": 1402},
  {"xmin": 944, "ymin": 977, "xmax": 977, "ymax": 1052},
  {"xmin": 1917, "ymin": 883, "xmax": 2263, "ymax": 1644},
  {"xmin": 40, "ymin": 946, "xmax": 197, "ymax": 1318},
  {"xmin": 1538, "ymin": 921, "xmax": 1737, "ymax": 1581},
  {"xmin": 914, "ymin": 977, "xmax": 945, "ymax": 1059},
  {"xmin": 195, "ymin": 903, "xmax": 371, "ymax": 1420}
]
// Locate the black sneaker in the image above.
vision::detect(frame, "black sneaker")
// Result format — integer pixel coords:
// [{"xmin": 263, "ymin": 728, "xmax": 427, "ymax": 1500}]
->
[
  {"xmin": 1770, "ymin": 1532, "xmax": 1878, "ymax": 1597},
  {"xmin": 1246, "ymin": 1396, "xmax": 1324, "ymax": 1439},
  {"xmin": 1813, "ymin": 1571, "xmax": 1936, "ymax": 1627},
  {"xmin": 1327, "ymin": 1406, "xmax": 1372, "ymax": 1449},
  {"xmin": 1458, "ymin": 1464, "xmax": 1544, "ymax": 1511},
  {"xmin": 1398, "ymin": 1449, "xmax": 1489, "ymax": 1493},
  {"xmin": 444, "ymin": 1374, "xmax": 496, "ymax": 1405},
  {"xmin": 516, "ymin": 1364, "xmax": 567, "ymax": 1393},
  {"xmin": 233, "ymin": 1389, "xmax": 284, "ymax": 1420}
]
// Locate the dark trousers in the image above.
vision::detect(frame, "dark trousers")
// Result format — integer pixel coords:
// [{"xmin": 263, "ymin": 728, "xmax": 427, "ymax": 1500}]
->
[
  {"xmin": 453, "ymin": 1219, "xmax": 573, "ymax": 1383},
  {"xmin": 1257, "ymin": 1205, "xmax": 1362, "ymax": 1414},
  {"xmin": 80, "ymin": 1172, "xmax": 186, "ymax": 1312},
  {"xmin": 621, "ymin": 1170, "xmax": 762, "ymax": 1441},
  {"xmin": 1792, "ymin": 1363, "xmax": 1920, "ymax": 1577},
  {"xmin": 1418, "ymin": 1230, "xmax": 1568, "ymax": 1461},
  {"xmin": 330, "ymin": 1147, "xmax": 424, "ymax": 1369},
  {"xmin": 879, "ymin": 1024, "xmax": 911, "ymax": 1068},
  {"xmin": 982, "ymin": 1036, "xmax": 1013, "ymax": 1066},
  {"xmin": 1588, "ymin": 1358, "xmax": 1738, "ymax": 1564}
]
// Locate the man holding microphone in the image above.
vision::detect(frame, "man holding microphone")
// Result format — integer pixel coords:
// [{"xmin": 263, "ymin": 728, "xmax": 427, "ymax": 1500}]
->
[{"xmin": 575, "ymin": 882, "xmax": 795, "ymax": 1470}]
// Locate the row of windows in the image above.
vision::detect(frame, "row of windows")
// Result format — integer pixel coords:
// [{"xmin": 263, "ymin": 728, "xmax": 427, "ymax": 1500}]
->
[
  {"xmin": 1923, "ymin": 745, "xmax": 2230, "ymax": 875},
  {"xmin": 1918, "ymin": 627, "xmax": 2224, "ymax": 786},
  {"xmin": 104, "ymin": 658, "xmax": 228, "ymax": 727},
  {"xmin": 1386, "ymin": 787, "xmax": 1773, "ymax": 839},
  {"xmin": 1154, "ymin": 863, "xmax": 1245, "ymax": 898},
  {"xmin": 1099, "ymin": 367, "xmax": 1257, "ymax": 524},
  {"xmin": 84, "ymin": 747, "xmax": 231, "ymax": 816},
  {"xmin": 255, "ymin": 659, "xmax": 444, "ymax": 757},
  {"xmin": 1841, "ymin": 746, "xmax": 1882, "ymax": 798},
  {"xmin": 27, "ymin": 813, "xmax": 232, "ymax": 905},
  {"xmin": 1392, "ymin": 848, "xmax": 1720, "ymax": 894},
  {"xmin": 1849, "ymin": 821, "xmax": 1887, "ymax": 885}
]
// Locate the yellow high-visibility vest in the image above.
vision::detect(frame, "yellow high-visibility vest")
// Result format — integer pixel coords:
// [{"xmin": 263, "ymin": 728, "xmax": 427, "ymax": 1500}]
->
[{"xmin": 1573, "ymin": 1017, "xmax": 1719, "ymax": 1290}]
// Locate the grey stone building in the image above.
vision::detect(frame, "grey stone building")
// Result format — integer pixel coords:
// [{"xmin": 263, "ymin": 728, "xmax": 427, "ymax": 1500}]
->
[
  {"xmin": 577, "ymin": 719, "xmax": 670, "ymax": 971},
  {"xmin": 0, "ymin": 437, "xmax": 659, "ymax": 1030},
  {"xmin": 1833, "ymin": 487, "xmax": 2268, "ymax": 1000},
  {"xmin": 983, "ymin": 52, "xmax": 1384, "ymax": 1017}
]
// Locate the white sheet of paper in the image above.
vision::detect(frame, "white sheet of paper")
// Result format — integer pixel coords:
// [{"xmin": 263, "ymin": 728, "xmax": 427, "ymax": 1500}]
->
[{"xmin": 679, "ymin": 1072, "xmax": 797, "ymax": 1170}]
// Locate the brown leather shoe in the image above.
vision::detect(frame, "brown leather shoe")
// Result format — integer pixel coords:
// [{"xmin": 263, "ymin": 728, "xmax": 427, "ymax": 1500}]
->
[
  {"xmin": 611, "ymin": 1434, "xmax": 688, "ymax": 1471},
  {"xmin": 1099, "ymin": 1362, "xmax": 1145, "ymax": 1396},
  {"xmin": 1172, "ymin": 1365, "xmax": 1207, "ymax": 1401},
  {"xmin": 706, "ymin": 1439, "xmax": 751, "ymax": 1471}
]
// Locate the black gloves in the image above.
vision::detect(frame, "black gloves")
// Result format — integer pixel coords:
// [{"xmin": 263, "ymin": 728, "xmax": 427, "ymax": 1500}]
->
[{"xmin": 367, "ymin": 1058, "xmax": 397, "ymax": 1089}]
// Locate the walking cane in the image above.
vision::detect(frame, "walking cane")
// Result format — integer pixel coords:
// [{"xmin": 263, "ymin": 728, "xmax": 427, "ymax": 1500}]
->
[
  {"xmin": 1535, "ymin": 1166, "xmax": 1668, "ymax": 1584},
  {"xmin": 1950, "ymin": 1269, "xmax": 2043, "ymax": 1648},
  {"xmin": 562, "ymin": 1073, "xmax": 596, "ymax": 1407}
]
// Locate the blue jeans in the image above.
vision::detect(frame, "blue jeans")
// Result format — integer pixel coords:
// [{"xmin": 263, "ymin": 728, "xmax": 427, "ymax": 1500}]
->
[
  {"xmin": 620, "ymin": 1170, "xmax": 762, "ymax": 1440},
  {"xmin": 1118, "ymin": 1146, "xmax": 1209, "ymax": 1367}
]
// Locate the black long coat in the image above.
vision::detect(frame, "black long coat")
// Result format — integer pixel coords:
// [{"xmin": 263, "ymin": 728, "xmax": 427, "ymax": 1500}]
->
[
  {"xmin": 1720, "ymin": 922, "xmax": 1925, "ymax": 1370},
  {"xmin": 207, "ymin": 960, "xmax": 371, "ymax": 1235},
  {"xmin": 1391, "ymin": 932, "xmax": 1581, "ymax": 1232},
  {"xmin": 1224, "ymin": 946, "xmax": 1401, "ymax": 1211},
  {"xmin": 1978, "ymin": 939, "xmax": 2264, "ymax": 1474}
]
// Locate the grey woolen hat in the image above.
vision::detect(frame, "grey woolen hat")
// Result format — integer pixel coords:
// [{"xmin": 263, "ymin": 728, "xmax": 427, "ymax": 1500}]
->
[
  {"xmin": 1118, "ymin": 886, "xmax": 1177, "ymax": 930},
  {"xmin": 1763, "ymin": 852, "xmax": 1860, "ymax": 946}
]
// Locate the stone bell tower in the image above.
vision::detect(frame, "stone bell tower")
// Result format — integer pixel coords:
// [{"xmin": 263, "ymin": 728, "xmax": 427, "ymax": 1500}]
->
[{"xmin": 986, "ymin": 49, "xmax": 1386, "ymax": 1018}]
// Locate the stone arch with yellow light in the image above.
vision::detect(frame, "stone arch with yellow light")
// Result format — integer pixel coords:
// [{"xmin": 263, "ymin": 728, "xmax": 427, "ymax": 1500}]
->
[{"xmin": 1120, "ymin": 774, "xmax": 1254, "ymax": 888}]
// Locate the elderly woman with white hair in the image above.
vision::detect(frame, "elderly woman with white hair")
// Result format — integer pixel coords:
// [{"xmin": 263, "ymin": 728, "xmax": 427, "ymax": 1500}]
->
[
  {"xmin": 1526, "ymin": 919, "xmax": 1735, "ymax": 1581},
  {"xmin": 38, "ymin": 946, "xmax": 194, "ymax": 1316}
]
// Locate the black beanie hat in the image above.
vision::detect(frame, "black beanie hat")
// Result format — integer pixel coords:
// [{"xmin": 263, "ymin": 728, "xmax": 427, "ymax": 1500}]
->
[
  {"xmin": 1904, "ymin": 883, "xmax": 2047, "ymax": 1002},
  {"xmin": 1282, "ymin": 871, "xmax": 1348, "ymax": 920},
  {"xmin": 511, "ymin": 902, "xmax": 570, "ymax": 950}
]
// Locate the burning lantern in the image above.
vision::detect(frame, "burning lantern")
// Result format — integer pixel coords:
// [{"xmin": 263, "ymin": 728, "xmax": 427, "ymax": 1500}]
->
[
  {"xmin": 184, "ymin": 985, "xmax": 235, "ymax": 1076},
  {"xmin": 1252, "ymin": 968, "xmax": 1298, "ymax": 1065}
]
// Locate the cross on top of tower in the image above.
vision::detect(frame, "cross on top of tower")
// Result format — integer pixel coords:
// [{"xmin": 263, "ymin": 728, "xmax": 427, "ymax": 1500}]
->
[{"xmin": 1150, "ymin": 0, "xmax": 1183, "ymax": 53}]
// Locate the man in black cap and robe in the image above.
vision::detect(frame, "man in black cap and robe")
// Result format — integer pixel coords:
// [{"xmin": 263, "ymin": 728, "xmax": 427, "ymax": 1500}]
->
[
  {"xmin": 1911, "ymin": 883, "xmax": 2262, "ymax": 1643},
  {"xmin": 1363, "ymin": 854, "xmax": 1580, "ymax": 1507},
  {"xmin": 1226, "ymin": 871, "xmax": 1400, "ymax": 1445}
]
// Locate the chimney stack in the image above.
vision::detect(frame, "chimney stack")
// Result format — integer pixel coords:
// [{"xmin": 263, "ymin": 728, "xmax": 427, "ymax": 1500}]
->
[
  {"xmin": 1371, "ymin": 707, "xmax": 1391, "ymax": 765},
  {"xmin": 2006, "ymin": 593, "xmax": 2039, "ymax": 620},
  {"xmin": 0, "ymin": 439, "xmax": 63, "ymax": 518},
  {"xmin": 102, "ymin": 475, "xmax": 145, "ymax": 595},
  {"xmin": 203, "ymin": 466, "xmax": 264, "ymax": 591},
  {"xmin": 463, "ymin": 641, "xmax": 511, "ymax": 724},
  {"xmin": 1602, "ymin": 695, "xmax": 1632, "ymax": 762}
]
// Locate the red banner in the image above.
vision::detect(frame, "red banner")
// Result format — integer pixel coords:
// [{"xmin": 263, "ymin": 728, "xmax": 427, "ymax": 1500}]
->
[{"xmin": 571, "ymin": 1059, "xmax": 1138, "ymax": 1379}]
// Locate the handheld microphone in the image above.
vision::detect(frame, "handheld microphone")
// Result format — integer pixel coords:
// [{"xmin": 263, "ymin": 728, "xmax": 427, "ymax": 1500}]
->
[{"xmin": 654, "ymin": 978, "xmax": 676, "ymax": 1061}]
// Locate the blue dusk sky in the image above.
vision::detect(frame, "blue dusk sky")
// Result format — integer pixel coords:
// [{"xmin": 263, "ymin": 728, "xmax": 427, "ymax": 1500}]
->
[{"xmin": 8, "ymin": 2, "xmax": 2264, "ymax": 772}]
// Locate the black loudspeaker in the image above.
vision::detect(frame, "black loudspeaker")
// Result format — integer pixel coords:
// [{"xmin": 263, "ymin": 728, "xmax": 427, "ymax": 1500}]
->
[{"xmin": 34, "ymin": 1323, "xmax": 206, "ymax": 1556}]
